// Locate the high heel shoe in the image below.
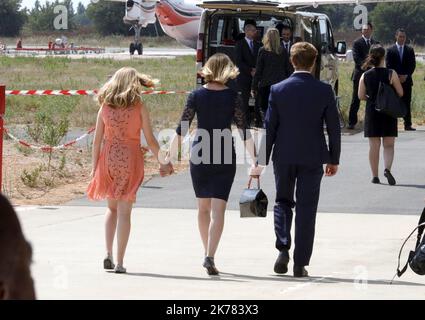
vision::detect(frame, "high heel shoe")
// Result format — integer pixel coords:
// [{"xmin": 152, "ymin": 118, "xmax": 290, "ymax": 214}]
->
[
  {"xmin": 203, "ymin": 257, "xmax": 219, "ymax": 276},
  {"xmin": 103, "ymin": 253, "xmax": 115, "ymax": 270}
]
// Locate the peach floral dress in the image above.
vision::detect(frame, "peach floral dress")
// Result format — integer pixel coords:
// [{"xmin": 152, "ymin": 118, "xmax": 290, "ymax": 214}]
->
[{"xmin": 87, "ymin": 103, "xmax": 144, "ymax": 203}]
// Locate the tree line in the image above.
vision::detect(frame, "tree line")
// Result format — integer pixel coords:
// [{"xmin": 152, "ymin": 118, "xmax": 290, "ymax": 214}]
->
[
  {"xmin": 0, "ymin": 0, "xmax": 163, "ymax": 38},
  {"xmin": 1, "ymin": 0, "xmax": 424, "ymax": 45}
]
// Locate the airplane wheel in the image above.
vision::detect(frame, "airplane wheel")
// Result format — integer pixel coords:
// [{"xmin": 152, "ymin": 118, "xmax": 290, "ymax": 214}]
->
[
  {"xmin": 137, "ymin": 43, "xmax": 143, "ymax": 55},
  {"xmin": 129, "ymin": 43, "xmax": 135, "ymax": 55}
]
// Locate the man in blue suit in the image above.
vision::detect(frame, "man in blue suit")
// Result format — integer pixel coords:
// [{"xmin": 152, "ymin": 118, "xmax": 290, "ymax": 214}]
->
[{"xmin": 251, "ymin": 42, "xmax": 341, "ymax": 277}]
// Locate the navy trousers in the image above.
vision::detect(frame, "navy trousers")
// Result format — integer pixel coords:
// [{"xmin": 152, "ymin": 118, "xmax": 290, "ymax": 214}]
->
[{"xmin": 273, "ymin": 163, "xmax": 324, "ymax": 266}]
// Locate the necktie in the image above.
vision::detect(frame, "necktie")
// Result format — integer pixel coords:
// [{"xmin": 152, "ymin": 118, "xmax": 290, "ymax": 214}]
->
[
  {"xmin": 366, "ymin": 39, "xmax": 370, "ymax": 48},
  {"xmin": 285, "ymin": 43, "xmax": 288, "ymax": 53},
  {"xmin": 249, "ymin": 40, "xmax": 254, "ymax": 53},
  {"xmin": 399, "ymin": 46, "xmax": 403, "ymax": 61}
]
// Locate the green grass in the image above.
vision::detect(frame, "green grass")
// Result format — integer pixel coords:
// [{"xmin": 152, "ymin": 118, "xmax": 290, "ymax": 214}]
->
[
  {"xmin": 1, "ymin": 56, "xmax": 424, "ymax": 130},
  {"xmin": 0, "ymin": 55, "xmax": 196, "ymax": 129}
]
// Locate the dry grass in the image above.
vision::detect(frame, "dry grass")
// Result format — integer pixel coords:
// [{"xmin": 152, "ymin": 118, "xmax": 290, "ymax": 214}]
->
[
  {"xmin": 0, "ymin": 55, "xmax": 196, "ymax": 129},
  {"xmin": 0, "ymin": 55, "xmax": 194, "ymax": 205}
]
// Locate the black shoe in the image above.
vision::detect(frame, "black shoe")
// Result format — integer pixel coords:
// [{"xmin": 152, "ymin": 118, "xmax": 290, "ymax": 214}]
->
[
  {"xmin": 371, "ymin": 177, "xmax": 380, "ymax": 184},
  {"xmin": 347, "ymin": 124, "xmax": 355, "ymax": 130},
  {"xmin": 293, "ymin": 265, "xmax": 309, "ymax": 278},
  {"xmin": 405, "ymin": 126, "xmax": 416, "ymax": 131},
  {"xmin": 274, "ymin": 250, "xmax": 290, "ymax": 274},
  {"xmin": 203, "ymin": 257, "xmax": 219, "ymax": 276},
  {"xmin": 384, "ymin": 169, "xmax": 396, "ymax": 186}
]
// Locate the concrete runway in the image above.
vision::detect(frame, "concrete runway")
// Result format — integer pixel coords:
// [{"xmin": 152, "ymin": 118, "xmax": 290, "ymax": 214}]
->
[
  {"xmin": 4, "ymin": 47, "xmax": 195, "ymax": 60},
  {"xmin": 15, "ymin": 127, "xmax": 425, "ymax": 300},
  {"xmin": 69, "ymin": 127, "xmax": 425, "ymax": 216},
  {"xmin": 16, "ymin": 206, "xmax": 425, "ymax": 300}
]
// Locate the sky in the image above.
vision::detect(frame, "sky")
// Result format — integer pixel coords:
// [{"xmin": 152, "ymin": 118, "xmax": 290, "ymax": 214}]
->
[{"xmin": 21, "ymin": 0, "xmax": 94, "ymax": 10}]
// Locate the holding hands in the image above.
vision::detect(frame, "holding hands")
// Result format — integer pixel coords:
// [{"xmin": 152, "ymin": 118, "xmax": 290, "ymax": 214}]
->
[
  {"xmin": 160, "ymin": 162, "xmax": 174, "ymax": 177},
  {"xmin": 158, "ymin": 150, "xmax": 174, "ymax": 177}
]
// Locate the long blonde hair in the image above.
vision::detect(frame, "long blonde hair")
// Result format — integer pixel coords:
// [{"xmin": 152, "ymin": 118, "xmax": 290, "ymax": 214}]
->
[
  {"xmin": 263, "ymin": 28, "xmax": 282, "ymax": 55},
  {"xmin": 200, "ymin": 53, "xmax": 239, "ymax": 84},
  {"xmin": 97, "ymin": 67, "xmax": 157, "ymax": 108}
]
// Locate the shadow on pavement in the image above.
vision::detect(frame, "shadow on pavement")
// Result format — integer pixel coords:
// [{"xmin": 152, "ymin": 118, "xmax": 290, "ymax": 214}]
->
[
  {"xmin": 395, "ymin": 184, "xmax": 425, "ymax": 189},
  {"xmin": 220, "ymin": 272, "xmax": 425, "ymax": 287},
  {"xmin": 109, "ymin": 271, "xmax": 425, "ymax": 287},
  {"xmin": 122, "ymin": 272, "xmax": 245, "ymax": 283}
]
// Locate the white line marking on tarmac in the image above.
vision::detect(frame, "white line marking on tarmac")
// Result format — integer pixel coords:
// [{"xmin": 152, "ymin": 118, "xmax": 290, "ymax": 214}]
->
[{"xmin": 279, "ymin": 274, "xmax": 334, "ymax": 295}]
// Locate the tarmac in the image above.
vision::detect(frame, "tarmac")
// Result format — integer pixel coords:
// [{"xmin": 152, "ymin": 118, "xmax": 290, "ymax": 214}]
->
[
  {"xmin": 14, "ymin": 127, "xmax": 425, "ymax": 300},
  {"xmin": 16, "ymin": 206, "xmax": 425, "ymax": 300}
]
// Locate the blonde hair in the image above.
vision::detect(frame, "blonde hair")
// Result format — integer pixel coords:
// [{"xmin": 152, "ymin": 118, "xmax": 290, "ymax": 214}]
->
[
  {"xmin": 263, "ymin": 28, "xmax": 282, "ymax": 55},
  {"xmin": 200, "ymin": 53, "xmax": 239, "ymax": 84},
  {"xmin": 97, "ymin": 67, "xmax": 157, "ymax": 109}
]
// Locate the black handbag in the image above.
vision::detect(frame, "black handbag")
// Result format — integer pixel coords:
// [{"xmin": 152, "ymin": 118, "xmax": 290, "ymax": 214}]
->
[
  {"xmin": 239, "ymin": 177, "xmax": 268, "ymax": 218},
  {"xmin": 392, "ymin": 207, "xmax": 425, "ymax": 282},
  {"xmin": 375, "ymin": 70, "xmax": 407, "ymax": 119}
]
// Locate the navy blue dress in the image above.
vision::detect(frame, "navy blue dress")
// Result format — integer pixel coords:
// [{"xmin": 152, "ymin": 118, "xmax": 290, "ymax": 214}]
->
[{"xmin": 176, "ymin": 87, "xmax": 250, "ymax": 201}]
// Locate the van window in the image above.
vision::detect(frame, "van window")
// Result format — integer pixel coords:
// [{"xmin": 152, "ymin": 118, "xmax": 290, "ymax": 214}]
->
[
  {"xmin": 327, "ymin": 19, "xmax": 335, "ymax": 52},
  {"xmin": 301, "ymin": 17, "xmax": 312, "ymax": 43},
  {"xmin": 206, "ymin": 13, "xmax": 294, "ymax": 65},
  {"xmin": 319, "ymin": 18, "xmax": 329, "ymax": 45},
  {"xmin": 217, "ymin": 19, "xmax": 224, "ymax": 44}
]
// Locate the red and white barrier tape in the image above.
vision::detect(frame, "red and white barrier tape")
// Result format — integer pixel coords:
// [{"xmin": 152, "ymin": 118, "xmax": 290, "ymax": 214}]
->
[
  {"xmin": 3, "ymin": 127, "xmax": 95, "ymax": 152},
  {"xmin": 6, "ymin": 90, "xmax": 191, "ymax": 96}
]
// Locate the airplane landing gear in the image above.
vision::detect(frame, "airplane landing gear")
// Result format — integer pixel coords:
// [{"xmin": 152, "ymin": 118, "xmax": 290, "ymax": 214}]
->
[
  {"xmin": 130, "ymin": 42, "xmax": 143, "ymax": 55},
  {"xmin": 130, "ymin": 24, "xmax": 143, "ymax": 56}
]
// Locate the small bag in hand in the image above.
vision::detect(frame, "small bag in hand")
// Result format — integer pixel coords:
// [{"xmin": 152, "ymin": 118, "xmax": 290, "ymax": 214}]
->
[
  {"xmin": 375, "ymin": 69, "xmax": 407, "ymax": 119},
  {"xmin": 239, "ymin": 177, "xmax": 268, "ymax": 218}
]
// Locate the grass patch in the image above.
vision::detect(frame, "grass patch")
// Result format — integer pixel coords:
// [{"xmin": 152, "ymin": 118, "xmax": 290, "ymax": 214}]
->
[
  {"xmin": 1, "ymin": 56, "xmax": 424, "ymax": 130},
  {"xmin": 0, "ymin": 55, "xmax": 196, "ymax": 128}
]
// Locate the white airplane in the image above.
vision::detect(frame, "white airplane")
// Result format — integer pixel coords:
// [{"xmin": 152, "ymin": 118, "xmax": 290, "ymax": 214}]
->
[{"xmin": 104, "ymin": 0, "xmax": 417, "ymax": 53}]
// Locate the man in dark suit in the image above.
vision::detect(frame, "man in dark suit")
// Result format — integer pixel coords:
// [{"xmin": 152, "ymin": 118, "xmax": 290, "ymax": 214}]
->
[
  {"xmin": 235, "ymin": 22, "xmax": 261, "ymax": 126},
  {"xmin": 281, "ymin": 26, "xmax": 293, "ymax": 54},
  {"xmin": 280, "ymin": 25, "xmax": 295, "ymax": 74},
  {"xmin": 251, "ymin": 42, "xmax": 341, "ymax": 277},
  {"xmin": 348, "ymin": 23, "xmax": 379, "ymax": 129},
  {"xmin": 386, "ymin": 28, "xmax": 416, "ymax": 131}
]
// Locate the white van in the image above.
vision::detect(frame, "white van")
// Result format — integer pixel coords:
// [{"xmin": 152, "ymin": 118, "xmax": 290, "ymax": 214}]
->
[{"xmin": 195, "ymin": 0, "xmax": 347, "ymax": 102}]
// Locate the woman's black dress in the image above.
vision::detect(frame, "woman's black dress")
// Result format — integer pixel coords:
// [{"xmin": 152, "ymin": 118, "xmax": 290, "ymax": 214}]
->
[
  {"xmin": 176, "ymin": 87, "xmax": 250, "ymax": 201},
  {"xmin": 363, "ymin": 67, "xmax": 398, "ymax": 138},
  {"xmin": 252, "ymin": 47, "xmax": 292, "ymax": 113}
]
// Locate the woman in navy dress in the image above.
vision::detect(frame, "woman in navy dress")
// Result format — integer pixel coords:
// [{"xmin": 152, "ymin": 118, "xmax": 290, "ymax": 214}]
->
[
  {"xmin": 358, "ymin": 45, "xmax": 404, "ymax": 185},
  {"xmin": 168, "ymin": 53, "xmax": 257, "ymax": 275}
]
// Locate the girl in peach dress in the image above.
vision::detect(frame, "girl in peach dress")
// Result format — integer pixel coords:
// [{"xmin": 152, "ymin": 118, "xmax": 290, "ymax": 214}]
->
[{"xmin": 87, "ymin": 67, "xmax": 173, "ymax": 273}]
